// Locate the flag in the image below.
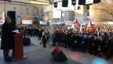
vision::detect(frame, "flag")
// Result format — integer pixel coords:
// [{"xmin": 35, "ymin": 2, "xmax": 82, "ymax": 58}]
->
[
  {"xmin": 79, "ymin": 24, "xmax": 83, "ymax": 33},
  {"xmin": 88, "ymin": 20, "xmax": 96, "ymax": 33},
  {"xmin": 78, "ymin": 0, "xmax": 101, "ymax": 5},
  {"xmin": 75, "ymin": 18, "xmax": 80, "ymax": 28},
  {"xmin": 79, "ymin": 23, "xmax": 85, "ymax": 33}
]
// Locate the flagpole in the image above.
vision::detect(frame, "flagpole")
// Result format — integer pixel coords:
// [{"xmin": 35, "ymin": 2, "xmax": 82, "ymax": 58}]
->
[
  {"xmin": 72, "ymin": 0, "xmax": 76, "ymax": 30},
  {"xmin": 74, "ymin": 5, "xmax": 76, "ymax": 20}
]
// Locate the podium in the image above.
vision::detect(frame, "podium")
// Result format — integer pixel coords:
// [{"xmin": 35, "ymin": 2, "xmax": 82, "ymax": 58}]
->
[{"xmin": 13, "ymin": 32, "xmax": 26, "ymax": 61}]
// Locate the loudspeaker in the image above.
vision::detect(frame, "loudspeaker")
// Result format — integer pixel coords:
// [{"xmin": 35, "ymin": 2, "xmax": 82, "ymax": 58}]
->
[
  {"xmin": 54, "ymin": 2, "xmax": 58, "ymax": 8},
  {"xmin": 72, "ymin": 0, "xmax": 76, "ymax": 5},
  {"xmin": 23, "ymin": 38, "xmax": 31, "ymax": 46},
  {"xmin": 7, "ymin": 11, "xmax": 16, "ymax": 25},
  {"xmin": 51, "ymin": 47, "xmax": 67, "ymax": 62},
  {"xmin": 62, "ymin": 0, "xmax": 68, "ymax": 7}
]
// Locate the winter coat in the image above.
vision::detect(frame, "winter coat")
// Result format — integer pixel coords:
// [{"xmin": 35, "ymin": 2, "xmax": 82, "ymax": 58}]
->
[{"xmin": 1, "ymin": 22, "xmax": 16, "ymax": 50}]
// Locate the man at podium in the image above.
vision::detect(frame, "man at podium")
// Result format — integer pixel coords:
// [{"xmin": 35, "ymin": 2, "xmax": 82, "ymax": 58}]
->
[{"xmin": 1, "ymin": 16, "xmax": 16, "ymax": 62}]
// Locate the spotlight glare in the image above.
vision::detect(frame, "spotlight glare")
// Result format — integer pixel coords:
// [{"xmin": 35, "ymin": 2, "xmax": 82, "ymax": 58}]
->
[{"xmin": 92, "ymin": 58, "xmax": 108, "ymax": 64}]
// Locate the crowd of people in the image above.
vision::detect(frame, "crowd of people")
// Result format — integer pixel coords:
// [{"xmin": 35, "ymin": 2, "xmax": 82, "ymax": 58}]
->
[
  {"xmin": 17, "ymin": 24, "xmax": 113, "ymax": 60},
  {"xmin": 1, "ymin": 16, "xmax": 113, "ymax": 62}
]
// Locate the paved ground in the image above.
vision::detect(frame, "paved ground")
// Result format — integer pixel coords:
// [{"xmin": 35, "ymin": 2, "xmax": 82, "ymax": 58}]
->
[{"xmin": 0, "ymin": 37, "xmax": 113, "ymax": 64}]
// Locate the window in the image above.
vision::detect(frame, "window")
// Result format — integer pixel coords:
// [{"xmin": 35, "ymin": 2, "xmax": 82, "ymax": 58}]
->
[
  {"xmin": 26, "ymin": 8, "xmax": 29, "ymax": 15},
  {"xmin": 6, "ymin": 6, "xmax": 9, "ymax": 11},
  {"xmin": 33, "ymin": 9, "xmax": 35, "ymax": 12},
  {"xmin": 87, "ymin": 12, "xmax": 89, "ymax": 16},
  {"xmin": 13, "ymin": 7, "xmax": 16, "ymax": 11},
  {"xmin": 86, "ymin": 5, "xmax": 90, "ymax": 9},
  {"xmin": 0, "ymin": 8, "xmax": 1, "ymax": 14},
  {"xmin": 77, "ymin": 6, "xmax": 80, "ymax": 10},
  {"xmin": 20, "ymin": 7, "xmax": 23, "ymax": 15}
]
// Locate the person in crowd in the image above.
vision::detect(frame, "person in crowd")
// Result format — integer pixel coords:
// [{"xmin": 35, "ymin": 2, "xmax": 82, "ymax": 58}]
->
[
  {"xmin": 42, "ymin": 29, "xmax": 49, "ymax": 48},
  {"xmin": 97, "ymin": 37, "xmax": 104, "ymax": 57},
  {"xmin": 52, "ymin": 30, "xmax": 57, "ymax": 46},
  {"xmin": 63, "ymin": 31, "xmax": 68, "ymax": 48},
  {"xmin": 91, "ymin": 36, "xmax": 98, "ymax": 55},
  {"xmin": 38, "ymin": 28, "xmax": 43, "ymax": 40}
]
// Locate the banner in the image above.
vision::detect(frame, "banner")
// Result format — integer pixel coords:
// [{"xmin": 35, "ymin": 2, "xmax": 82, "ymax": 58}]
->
[
  {"xmin": 16, "ymin": 15, "xmax": 21, "ymax": 18},
  {"xmin": 22, "ymin": 20, "xmax": 32, "ymax": 24},
  {"xmin": 51, "ymin": 21, "xmax": 64, "ymax": 25},
  {"xmin": 65, "ymin": 20, "xmax": 75, "ymax": 25},
  {"xmin": 40, "ymin": 21, "xmax": 47, "ymax": 25}
]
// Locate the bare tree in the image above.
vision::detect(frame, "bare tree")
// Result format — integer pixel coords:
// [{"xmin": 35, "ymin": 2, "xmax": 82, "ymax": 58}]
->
[
  {"xmin": 92, "ymin": 0, "xmax": 113, "ymax": 22},
  {"xmin": 43, "ymin": 11, "xmax": 53, "ymax": 21}
]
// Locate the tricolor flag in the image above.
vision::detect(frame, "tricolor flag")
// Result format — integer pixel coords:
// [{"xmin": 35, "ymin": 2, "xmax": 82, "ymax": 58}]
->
[
  {"xmin": 75, "ymin": 18, "xmax": 80, "ymax": 28},
  {"xmin": 88, "ymin": 20, "xmax": 96, "ymax": 33},
  {"xmin": 79, "ymin": 22, "xmax": 85, "ymax": 33},
  {"xmin": 78, "ymin": 0, "xmax": 101, "ymax": 5}
]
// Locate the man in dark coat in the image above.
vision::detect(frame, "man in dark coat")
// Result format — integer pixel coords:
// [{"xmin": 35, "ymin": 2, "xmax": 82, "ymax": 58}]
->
[
  {"xmin": 1, "ymin": 16, "xmax": 16, "ymax": 62},
  {"xmin": 52, "ymin": 30, "xmax": 57, "ymax": 46},
  {"xmin": 97, "ymin": 37, "xmax": 104, "ymax": 57},
  {"xmin": 42, "ymin": 29, "xmax": 49, "ymax": 48},
  {"xmin": 64, "ymin": 31, "xmax": 68, "ymax": 48},
  {"xmin": 91, "ymin": 36, "xmax": 98, "ymax": 55}
]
